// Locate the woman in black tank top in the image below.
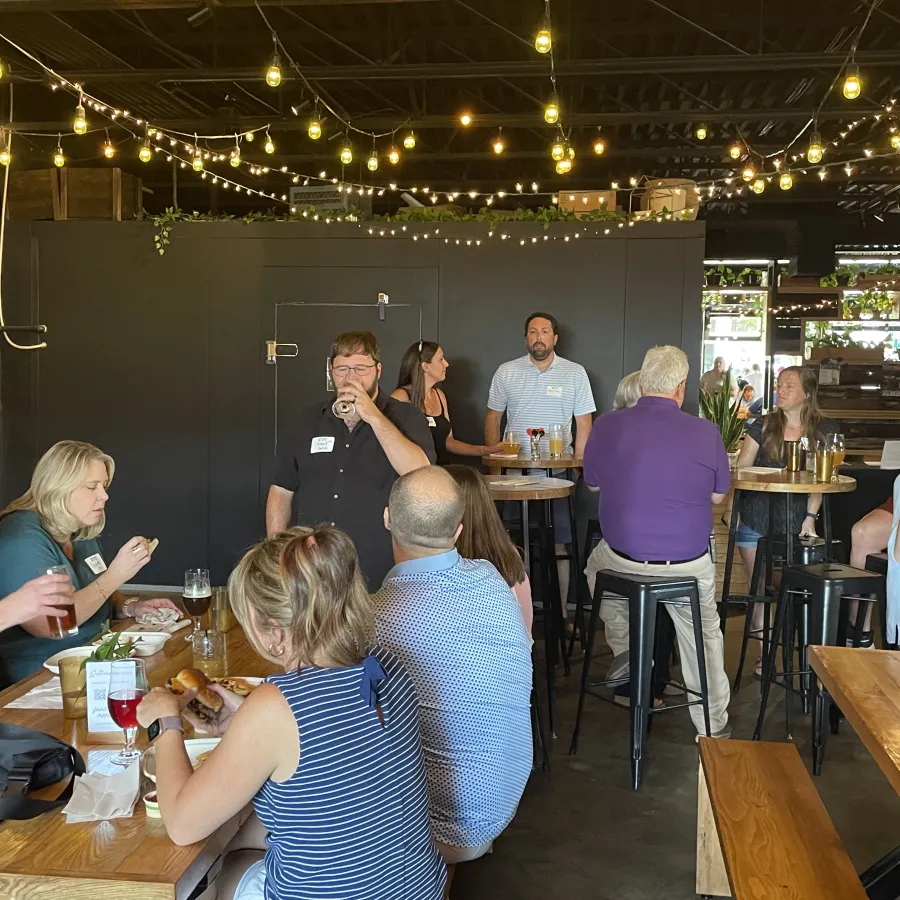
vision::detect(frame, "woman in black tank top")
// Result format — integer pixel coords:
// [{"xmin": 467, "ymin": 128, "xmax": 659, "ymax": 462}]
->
[{"xmin": 392, "ymin": 342, "xmax": 505, "ymax": 465}]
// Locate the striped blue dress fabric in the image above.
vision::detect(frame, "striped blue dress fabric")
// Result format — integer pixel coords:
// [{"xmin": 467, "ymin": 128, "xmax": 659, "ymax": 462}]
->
[
  {"xmin": 487, "ymin": 353, "xmax": 596, "ymax": 454},
  {"xmin": 253, "ymin": 647, "xmax": 446, "ymax": 900},
  {"xmin": 373, "ymin": 550, "xmax": 533, "ymax": 848}
]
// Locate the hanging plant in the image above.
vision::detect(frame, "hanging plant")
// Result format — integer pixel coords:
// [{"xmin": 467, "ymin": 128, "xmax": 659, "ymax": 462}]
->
[{"xmin": 842, "ymin": 290, "xmax": 895, "ymax": 320}]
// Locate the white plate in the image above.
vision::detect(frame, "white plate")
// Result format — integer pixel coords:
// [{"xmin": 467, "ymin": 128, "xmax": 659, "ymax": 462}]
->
[
  {"xmin": 143, "ymin": 737, "xmax": 221, "ymax": 783},
  {"xmin": 43, "ymin": 646, "xmax": 94, "ymax": 675},
  {"xmin": 91, "ymin": 630, "xmax": 172, "ymax": 644}
]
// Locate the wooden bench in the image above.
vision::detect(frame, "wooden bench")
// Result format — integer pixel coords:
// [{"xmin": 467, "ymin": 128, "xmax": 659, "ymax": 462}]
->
[{"xmin": 696, "ymin": 738, "xmax": 866, "ymax": 899}]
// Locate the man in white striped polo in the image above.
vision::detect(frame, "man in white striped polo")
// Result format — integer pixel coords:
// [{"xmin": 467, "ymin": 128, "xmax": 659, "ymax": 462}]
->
[{"xmin": 484, "ymin": 312, "xmax": 596, "ymax": 606}]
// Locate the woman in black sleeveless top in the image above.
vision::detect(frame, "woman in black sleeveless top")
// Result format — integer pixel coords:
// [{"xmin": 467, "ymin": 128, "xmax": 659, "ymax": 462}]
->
[{"xmin": 392, "ymin": 342, "xmax": 504, "ymax": 465}]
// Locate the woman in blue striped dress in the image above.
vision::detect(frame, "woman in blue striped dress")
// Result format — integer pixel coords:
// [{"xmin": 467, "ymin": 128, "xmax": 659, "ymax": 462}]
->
[{"xmin": 137, "ymin": 525, "xmax": 446, "ymax": 900}]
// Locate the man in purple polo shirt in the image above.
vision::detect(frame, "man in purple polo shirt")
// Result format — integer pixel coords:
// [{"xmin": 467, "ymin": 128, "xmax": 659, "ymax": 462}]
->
[{"xmin": 583, "ymin": 345, "xmax": 731, "ymax": 739}]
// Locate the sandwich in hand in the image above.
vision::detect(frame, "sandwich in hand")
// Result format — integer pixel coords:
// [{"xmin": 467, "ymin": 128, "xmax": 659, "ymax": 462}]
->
[{"xmin": 166, "ymin": 667, "xmax": 223, "ymax": 725}]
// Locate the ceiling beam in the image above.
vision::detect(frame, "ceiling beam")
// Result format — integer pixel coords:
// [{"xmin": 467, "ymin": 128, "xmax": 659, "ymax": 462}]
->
[
  {"xmin": 0, "ymin": 0, "xmax": 435, "ymax": 8},
  {"xmin": 10, "ymin": 106, "xmax": 885, "ymax": 131},
  {"xmin": 26, "ymin": 51, "xmax": 900, "ymax": 83}
]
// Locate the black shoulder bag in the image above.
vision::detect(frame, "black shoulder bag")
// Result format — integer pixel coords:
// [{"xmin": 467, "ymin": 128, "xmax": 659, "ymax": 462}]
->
[{"xmin": 0, "ymin": 722, "xmax": 85, "ymax": 821}]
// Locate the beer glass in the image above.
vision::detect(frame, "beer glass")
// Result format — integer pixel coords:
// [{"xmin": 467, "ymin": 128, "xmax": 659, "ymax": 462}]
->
[
  {"xmin": 830, "ymin": 433, "xmax": 846, "ymax": 470},
  {"xmin": 183, "ymin": 568, "xmax": 212, "ymax": 641},
  {"xmin": 548, "ymin": 425, "xmax": 564, "ymax": 459},
  {"xmin": 42, "ymin": 565, "xmax": 77, "ymax": 638},
  {"xmin": 815, "ymin": 438, "xmax": 835, "ymax": 483},
  {"xmin": 503, "ymin": 430, "xmax": 520, "ymax": 456}
]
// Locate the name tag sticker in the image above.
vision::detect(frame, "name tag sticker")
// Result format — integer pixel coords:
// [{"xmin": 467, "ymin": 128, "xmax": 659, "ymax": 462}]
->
[
  {"xmin": 310, "ymin": 436, "xmax": 336, "ymax": 454},
  {"xmin": 546, "ymin": 386, "xmax": 563, "ymax": 397},
  {"xmin": 426, "ymin": 416, "xmax": 436, "ymax": 428},
  {"xmin": 85, "ymin": 553, "xmax": 107, "ymax": 575}
]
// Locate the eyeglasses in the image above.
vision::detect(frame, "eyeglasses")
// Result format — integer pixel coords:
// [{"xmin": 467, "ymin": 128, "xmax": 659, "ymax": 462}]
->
[{"xmin": 332, "ymin": 364, "xmax": 377, "ymax": 377}]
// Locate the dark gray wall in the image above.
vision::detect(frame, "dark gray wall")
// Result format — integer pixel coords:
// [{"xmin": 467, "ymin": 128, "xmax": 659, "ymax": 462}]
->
[{"xmin": 1, "ymin": 219, "xmax": 704, "ymax": 583}]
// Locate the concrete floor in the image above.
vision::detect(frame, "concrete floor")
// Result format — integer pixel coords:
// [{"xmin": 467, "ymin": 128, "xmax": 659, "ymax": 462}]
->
[{"xmin": 452, "ymin": 616, "xmax": 900, "ymax": 900}]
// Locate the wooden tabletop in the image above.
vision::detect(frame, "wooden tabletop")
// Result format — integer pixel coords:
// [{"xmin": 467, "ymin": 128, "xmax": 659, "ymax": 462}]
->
[
  {"xmin": 482, "ymin": 453, "xmax": 582, "ymax": 470},
  {"xmin": 484, "ymin": 475, "xmax": 575, "ymax": 501},
  {"xmin": 0, "ymin": 617, "xmax": 278, "ymax": 900},
  {"xmin": 810, "ymin": 646, "xmax": 900, "ymax": 796},
  {"xmin": 732, "ymin": 469, "xmax": 857, "ymax": 494}
]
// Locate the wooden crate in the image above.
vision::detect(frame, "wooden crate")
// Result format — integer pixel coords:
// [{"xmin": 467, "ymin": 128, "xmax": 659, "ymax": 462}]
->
[
  {"xmin": 5, "ymin": 169, "xmax": 62, "ymax": 220},
  {"xmin": 59, "ymin": 168, "xmax": 141, "ymax": 220}
]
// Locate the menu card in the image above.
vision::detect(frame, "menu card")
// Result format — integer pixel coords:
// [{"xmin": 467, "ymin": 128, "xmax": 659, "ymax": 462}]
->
[{"xmin": 86, "ymin": 661, "xmax": 137, "ymax": 733}]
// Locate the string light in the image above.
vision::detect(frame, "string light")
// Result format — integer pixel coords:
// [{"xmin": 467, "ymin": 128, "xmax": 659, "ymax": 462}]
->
[
  {"xmin": 340, "ymin": 139, "xmax": 353, "ymax": 165},
  {"xmin": 388, "ymin": 145, "xmax": 400, "ymax": 165},
  {"xmin": 0, "ymin": 136, "xmax": 10, "ymax": 167},
  {"xmin": 138, "ymin": 138, "xmax": 152, "ymax": 163},
  {"xmin": 403, "ymin": 130, "xmax": 416, "ymax": 150},
  {"xmin": 807, "ymin": 132, "xmax": 824, "ymax": 164},
  {"xmin": 230, "ymin": 145, "xmax": 241, "ymax": 168},
  {"xmin": 751, "ymin": 177, "xmax": 765, "ymax": 194},
  {"xmin": 244, "ymin": 131, "xmax": 255, "ymax": 142},
  {"xmin": 534, "ymin": 11, "xmax": 552, "ymax": 53},
  {"xmin": 192, "ymin": 149, "xmax": 204, "ymax": 172},
  {"xmin": 492, "ymin": 128, "xmax": 505, "ymax": 155},
  {"xmin": 695, "ymin": 124, "xmax": 708, "ymax": 141},
  {"xmin": 779, "ymin": 171, "xmax": 793, "ymax": 190},
  {"xmin": 843, "ymin": 63, "xmax": 861, "ymax": 100},
  {"xmin": 459, "ymin": 112, "xmax": 473, "ymax": 127},
  {"xmin": 265, "ymin": 37, "xmax": 282, "ymax": 88},
  {"xmin": 741, "ymin": 165, "xmax": 755, "ymax": 182},
  {"xmin": 102, "ymin": 130, "xmax": 115, "ymax": 159},
  {"xmin": 367, "ymin": 147, "xmax": 379, "ymax": 171},
  {"xmin": 728, "ymin": 141, "xmax": 742, "ymax": 160},
  {"xmin": 264, "ymin": 130, "xmax": 275, "ymax": 154},
  {"xmin": 551, "ymin": 138, "xmax": 565, "ymax": 161},
  {"xmin": 73, "ymin": 99, "xmax": 87, "ymax": 135},
  {"xmin": 53, "ymin": 138, "xmax": 65, "ymax": 168},
  {"xmin": 555, "ymin": 157, "xmax": 571, "ymax": 174},
  {"xmin": 891, "ymin": 133, "xmax": 900, "ymax": 150},
  {"xmin": 0, "ymin": 59, "xmax": 5, "ymax": 80},
  {"xmin": 593, "ymin": 137, "xmax": 606, "ymax": 155},
  {"xmin": 544, "ymin": 91, "xmax": 560, "ymax": 125},
  {"xmin": 308, "ymin": 110, "xmax": 322, "ymax": 140}
]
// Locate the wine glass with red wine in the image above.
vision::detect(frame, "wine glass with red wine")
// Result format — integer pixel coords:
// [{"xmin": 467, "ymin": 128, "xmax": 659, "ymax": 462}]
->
[
  {"xmin": 183, "ymin": 568, "xmax": 212, "ymax": 641},
  {"xmin": 107, "ymin": 658, "xmax": 149, "ymax": 765}
]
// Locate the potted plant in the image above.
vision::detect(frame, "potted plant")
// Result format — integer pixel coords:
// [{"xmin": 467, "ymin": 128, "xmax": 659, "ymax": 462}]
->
[
  {"xmin": 843, "ymin": 290, "xmax": 895, "ymax": 320},
  {"xmin": 704, "ymin": 267, "xmax": 724, "ymax": 288},
  {"xmin": 738, "ymin": 267, "xmax": 762, "ymax": 287},
  {"xmin": 700, "ymin": 369, "xmax": 743, "ymax": 467}
]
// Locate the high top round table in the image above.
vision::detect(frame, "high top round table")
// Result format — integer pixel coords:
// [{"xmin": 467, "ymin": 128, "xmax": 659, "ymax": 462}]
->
[
  {"xmin": 721, "ymin": 470, "xmax": 858, "ymax": 627},
  {"xmin": 486, "ymin": 475, "xmax": 574, "ymax": 739}
]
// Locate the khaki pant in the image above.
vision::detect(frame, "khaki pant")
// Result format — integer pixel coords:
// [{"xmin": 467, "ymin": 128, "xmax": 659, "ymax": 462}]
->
[{"xmin": 585, "ymin": 540, "xmax": 730, "ymax": 734}]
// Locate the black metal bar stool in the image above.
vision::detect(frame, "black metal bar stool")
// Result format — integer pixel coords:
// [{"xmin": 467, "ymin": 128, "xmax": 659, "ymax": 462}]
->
[
  {"xmin": 569, "ymin": 569, "xmax": 712, "ymax": 790},
  {"xmin": 732, "ymin": 535, "xmax": 832, "ymax": 696},
  {"xmin": 752, "ymin": 562, "xmax": 887, "ymax": 774}
]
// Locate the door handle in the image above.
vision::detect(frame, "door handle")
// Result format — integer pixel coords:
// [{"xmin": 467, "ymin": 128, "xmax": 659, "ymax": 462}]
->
[{"xmin": 265, "ymin": 340, "xmax": 299, "ymax": 365}]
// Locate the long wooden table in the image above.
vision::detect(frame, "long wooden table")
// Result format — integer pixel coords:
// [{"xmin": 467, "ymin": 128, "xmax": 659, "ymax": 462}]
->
[{"xmin": 0, "ymin": 620, "xmax": 277, "ymax": 900}]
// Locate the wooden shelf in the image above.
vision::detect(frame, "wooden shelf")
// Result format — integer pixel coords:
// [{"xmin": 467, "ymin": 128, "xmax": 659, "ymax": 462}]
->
[
  {"xmin": 822, "ymin": 409, "xmax": 900, "ymax": 420},
  {"xmin": 777, "ymin": 285, "xmax": 842, "ymax": 295}
]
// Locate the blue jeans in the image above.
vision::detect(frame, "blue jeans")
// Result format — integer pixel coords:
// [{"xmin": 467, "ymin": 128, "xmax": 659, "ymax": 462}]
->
[{"xmin": 735, "ymin": 519, "xmax": 762, "ymax": 549}]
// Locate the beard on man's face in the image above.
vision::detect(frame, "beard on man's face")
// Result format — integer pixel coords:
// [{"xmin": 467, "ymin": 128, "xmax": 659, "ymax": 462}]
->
[{"xmin": 528, "ymin": 341, "xmax": 552, "ymax": 361}]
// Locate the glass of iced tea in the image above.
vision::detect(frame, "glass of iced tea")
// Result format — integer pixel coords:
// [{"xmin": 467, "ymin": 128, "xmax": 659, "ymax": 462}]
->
[
  {"xmin": 548, "ymin": 424, "xmax": 564, "ymax": 459},
  {"xmin": 503, "ymin": 430, "xmax": 520, "ymax": 456},
  {"xmin": 107, "ymin": 658, "xmax": 148, "ymax": 765},
  {"xmin": 41, "ymin": 565, "xmax": 77, "ymax": 638}
]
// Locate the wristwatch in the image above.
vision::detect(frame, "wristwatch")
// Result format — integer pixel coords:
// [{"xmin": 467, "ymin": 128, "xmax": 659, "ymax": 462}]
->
[{"xmin": 147, "ymin": 716, "xmax": 184, "ymax": 742}]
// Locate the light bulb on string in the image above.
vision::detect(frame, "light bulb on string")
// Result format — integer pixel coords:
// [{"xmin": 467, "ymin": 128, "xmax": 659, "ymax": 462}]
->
[
  {"xmin": 492, "ymin": 127, "xmax": 505, "ymax": 155},
  {"xmin": 264, "ymin": 130, "xmax": 275, "ymax": 154},
  {"xmin": 53, "ymin": 140, "xmax": 65, "ymax": 168},
  {"xmin": 544, "ymin": 91, "xmax": 560, "ymax": 124},
  {"xmin": 403, "ymin": 130, "xmax": 416, "ymax": 150},
  {"xmin": 340, "ymin": 140, "xmax": 353, "ymax": 165},
  {"xmin": 779, "ymin": 171, "xmax": 793, "ymax": 191},
  {"xmin": 751, "ymin": 177, "xmax": 765, "ymax": 194},
  {"xmin": 388, "ymin": 145, "xmax": 400, "ymax": 165},
  {"xmin": 192, "ymin": 152, "xmax": 204, "ymax": 172},
  {"xmin": 555, "ymin": 157, "xmax": 572, "ymax": 175},
  {"xmin": 843, "ymin": 63, "xmax": 861, "ymax": 100},
  {"xmin": 593, "ymin": 137, "xmax": 606, "ymax": 155},
  {"xmin": 102, "ymin": 130, "xmax": 115, "ymax": 159},
  {"xmin": 266, "ymin": 38, "xmax": 282, "ymax": 87},
  {"xmin": 139, "ymin": 138, "xmax": 152, "ymax": 163},
  {"xmin": 244, "ymin": 131, "xmax": 255, "ymax": 142},
  {"xmin": 695, "ymin": 123, "xmax": 708, "ymax": 140},
  {"xmin": 551, "ymin": 138, "xmax": 565, "ymax": 161},
  {"xmin": 741, "ymin": 165, "xmax": 755, "ymax": 182},
  {"xmin": 534, "ymin": 14, "xmax": 551, "ymax": 53},
  {"xmin": 728, "ymin": 141, "xmax": 742, "ymax": 160},
  {"xmin": 230, "ymin": 146, "xmax": 241, "ymax": 168},
  {"xmin": 807, "ymin": 132, "xmax": 824, "ymax": 164},
  {"xmin": 73, "ymin": 100, "xmax": 87, "ymax": 135},
  {"xmin": 891, "ymin": 133, "xmax": 900, "ymax": 150},
  {"xmin": 0, "ymin": 137, "xmax": 9, "ymax": 167},
  {"xmin": 459, "ymin": 112, "xmax": 473, "ymax": 127},
  {"xmin": 308, "ymin": 112, "xmax": 322, "ymax": 140},
  {"xmin": 0, "ymin": 59, "xmax": 6, "ymax": 80},
  {"xmin": 567, "ymin": 144, "xmax": 575, "ymax": 160},
  {"xmin": 367, "ymin": 147, "xmax": 379, "ymax": 171}
]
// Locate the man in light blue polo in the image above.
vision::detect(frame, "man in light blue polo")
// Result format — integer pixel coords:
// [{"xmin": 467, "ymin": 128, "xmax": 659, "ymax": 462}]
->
[
  {"xmin": 373, "ymin": 466, "xmax": 532, "ymax": 868},
  {"xmin": 484, "ymin": 312, "xmax": 596, "ymax": 601}
]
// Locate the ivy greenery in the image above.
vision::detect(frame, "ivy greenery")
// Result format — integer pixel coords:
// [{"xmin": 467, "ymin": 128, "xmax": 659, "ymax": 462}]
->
[
  {"xmin": 841, "ymin": 289, "xmax": 896, "ymax": 319},
  {"xmin": 146, "ymin": 203, "xmax": 680, "ymax": 256}
]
